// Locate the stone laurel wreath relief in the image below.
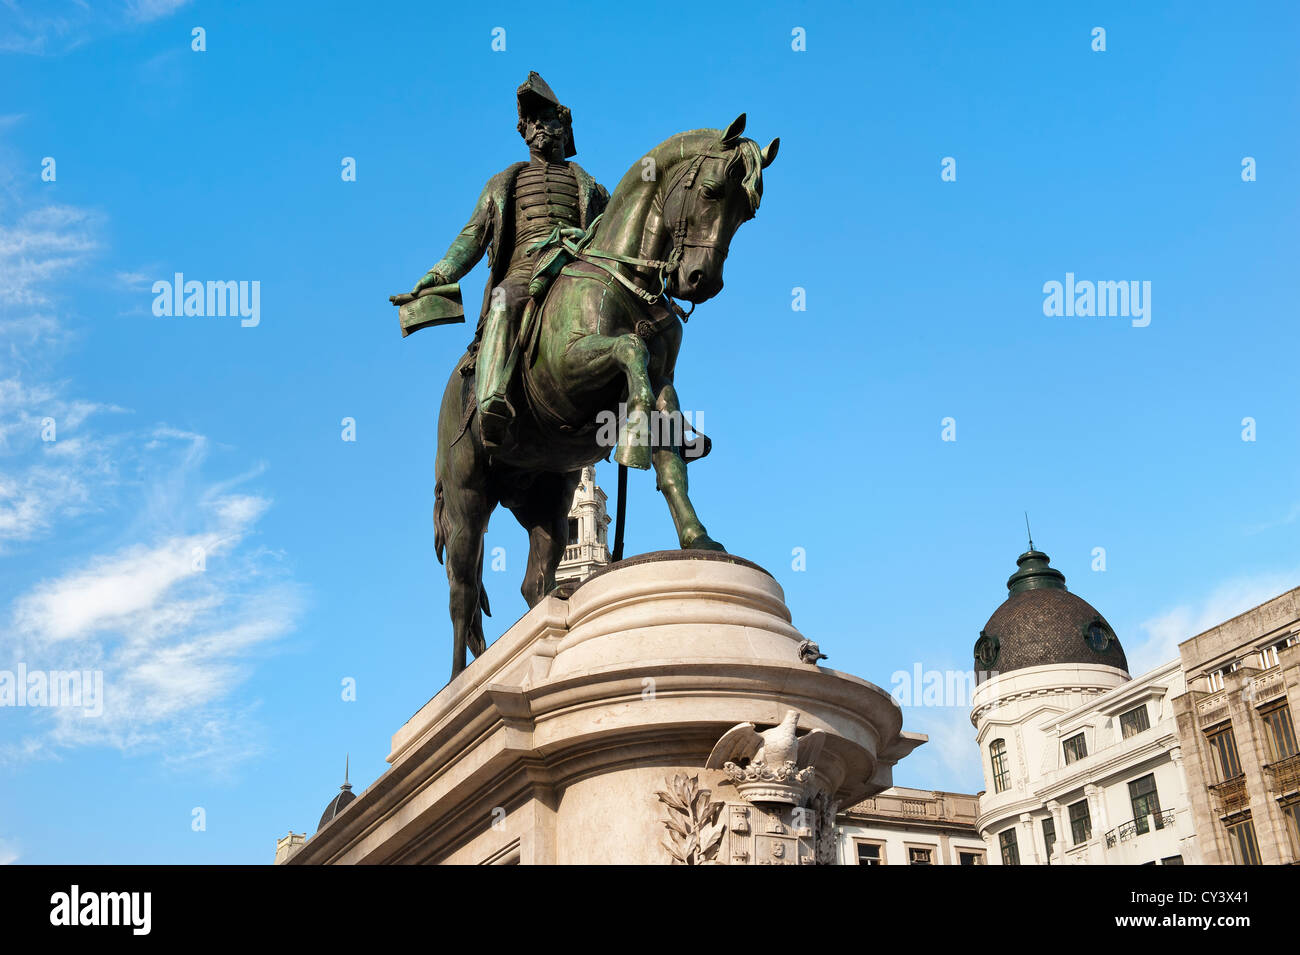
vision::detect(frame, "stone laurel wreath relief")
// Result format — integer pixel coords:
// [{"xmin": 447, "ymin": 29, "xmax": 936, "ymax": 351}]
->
[{"xmin": 655, "ymin": 774, "xmax": 726, "ymax": 865}]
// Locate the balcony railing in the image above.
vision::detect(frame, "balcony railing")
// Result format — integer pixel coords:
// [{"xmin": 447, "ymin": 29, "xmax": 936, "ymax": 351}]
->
[
  {"xmin": 1208, "ymin": 774, "xmax": 1250, "ymax": 816},
  {"xmin": 1265, "ymin": 753, "xmax": 1300, "ymax": 795},
  {"xmin": 560, "ymin": 542, "xmax": 609, "ymax": 564},
  {"xmin": 1104, "ymin": 810, "xmax": 1177, "ymax": 847},
  {"xmin": 1197, "ymin": 692, "xmax": 1230, "ymax": 727},
  {"xmin": 1250, "ymin": 670, "xmax": 1286, "ymax": 705}
]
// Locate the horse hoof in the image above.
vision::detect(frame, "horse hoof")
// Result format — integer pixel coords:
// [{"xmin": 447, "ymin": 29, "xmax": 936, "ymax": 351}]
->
[
  {"xmin": 615, "ymin": 443, "xmax": 652, "ymax": 470},
  {"xmin": 686, "ymin": 534, "xmax": 727, "ymax": 553}
]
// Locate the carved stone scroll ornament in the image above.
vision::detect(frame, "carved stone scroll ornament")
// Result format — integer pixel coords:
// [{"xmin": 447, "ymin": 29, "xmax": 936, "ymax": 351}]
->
[
  {"xmin": 654, "ymin": 774, "xmax": 726, "ymax": 865},
  {"xmin": 810, "ymin": 789, "xmax": 840, "ymax": 865}
]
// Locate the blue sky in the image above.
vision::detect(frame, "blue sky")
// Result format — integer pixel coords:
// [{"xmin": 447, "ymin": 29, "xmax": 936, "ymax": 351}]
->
[{"xmin": 0, "ymin": 1, "xmax": 1296, "ymax": 863}]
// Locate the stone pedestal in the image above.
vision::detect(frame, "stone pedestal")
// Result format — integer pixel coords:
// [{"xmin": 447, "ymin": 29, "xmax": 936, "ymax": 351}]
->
[{"xmin": 287, "ymin": 552, "xmax": 923, "ymax": 865}]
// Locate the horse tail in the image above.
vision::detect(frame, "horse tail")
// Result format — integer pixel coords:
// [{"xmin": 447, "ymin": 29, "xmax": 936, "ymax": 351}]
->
[{"xmin": 433, "ymin": 479, "xmax": 448, "ymax": 565}]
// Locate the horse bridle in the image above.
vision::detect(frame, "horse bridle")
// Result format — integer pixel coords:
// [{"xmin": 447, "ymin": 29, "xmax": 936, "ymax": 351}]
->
[{"xmin": 575, "ymin": 147, "xmax": 738, "ymax": 322}]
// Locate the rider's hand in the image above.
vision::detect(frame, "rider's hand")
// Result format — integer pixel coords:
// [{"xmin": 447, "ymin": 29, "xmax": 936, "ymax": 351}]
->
[{"xmin": 412, "ymin": 269, "xmax": 448, "ymax": 294}]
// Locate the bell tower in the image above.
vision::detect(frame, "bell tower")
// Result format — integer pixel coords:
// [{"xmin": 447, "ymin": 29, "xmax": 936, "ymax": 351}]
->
[{"xmin": 555, "ymin": 466, "xmax": 611, "ymax": 586}]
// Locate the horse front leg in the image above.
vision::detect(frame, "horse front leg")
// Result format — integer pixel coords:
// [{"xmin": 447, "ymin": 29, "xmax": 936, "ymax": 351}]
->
[
  {"xmin": 563, "ymin": 333, "xmax": 656, "ymax": 469},
  {"xmin": 652, "ymin": 379, "xmax": 725, "ymax": 552}
]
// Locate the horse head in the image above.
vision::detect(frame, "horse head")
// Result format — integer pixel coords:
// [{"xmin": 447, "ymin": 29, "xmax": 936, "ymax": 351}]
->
[{"xmin": 655, "ymin": 114, "xmax": 779, "ymax": 303}]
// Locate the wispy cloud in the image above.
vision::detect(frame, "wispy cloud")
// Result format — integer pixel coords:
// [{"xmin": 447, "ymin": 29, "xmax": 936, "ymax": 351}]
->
[
  {"xmin": 1, "ymin": 1, "xmax": 191, "ymax": 56},
  {"xmin": 2, "ymin": 440, "xmax": 303, "ymax": 767},
  {"xmin": 114, "ymin": 269, "xmax": 153, "ymax": 292},
  {"xmin": 125, "ymin": 0, "xmax": 191, "ymax": 24},
  {"xmin": 0, "ymin": 205, "xmax": 99, "ymax": 308},
  {"xmin": 0, "ymin": 2, "xmax": 83, "ymax": 56},
  {"xmin": 0, "ymin": 157, "xmax": 302, "ymax": 775},
  {"xmin": 886, "ymin": 650, "xmax": 984, "ymax": 793},
  {"xmin": 0, "ymin": 839, "xmax": 17, "ymax": 865},
  {"xmin": 0, "ymin": 376, "xmax": 124, "ymax": 546},
  {"xmin": 898, "ymin": 704, "xmax": 982, "ymax": 793},
  {"xmin": 1127, "ymin": 570, "xmax": 1300, "ymax": 675},
  {"xmin": 1244, "ymin": 501, "xmax": 1300, "ymax": 536}
]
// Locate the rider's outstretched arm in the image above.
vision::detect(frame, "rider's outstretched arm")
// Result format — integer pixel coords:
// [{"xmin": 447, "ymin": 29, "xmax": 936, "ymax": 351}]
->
[{"xmin": 414, "ymin": 181, "xmax": 496, "ymax": 293}]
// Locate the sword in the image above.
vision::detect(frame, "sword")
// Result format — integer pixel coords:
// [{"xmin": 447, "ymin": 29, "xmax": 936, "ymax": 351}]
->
[{"xmin": 389, "ymin": 283, "xmax": 465, "ymax": 337}]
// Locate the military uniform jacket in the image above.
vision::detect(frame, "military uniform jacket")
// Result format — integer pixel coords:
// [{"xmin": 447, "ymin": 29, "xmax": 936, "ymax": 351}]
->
[{"xmin": 430, "ymin": 161, "xmax": 609, "ymax": 330}]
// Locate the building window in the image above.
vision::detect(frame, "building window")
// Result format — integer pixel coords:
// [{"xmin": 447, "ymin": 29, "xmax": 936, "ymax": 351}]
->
[
  {"xmin": 907, "ymin": 846, "xmax": 933, "ymax": 865},
  {"xmin": 1206, "ymin": 725, "xmax": 1243, "ymax": 781},
  {"xmin": 1162, "ymin": 855, "xmax": 1184, "ymax": 865},
  {"xmin": 1128, "ymin": 774, "xmax": 1164, "ymax": 834},
  {"xmin": 1119, "ymin": 704, "xmax": 1150, "ymax": 739},
  {"xmin": 1225, "ymin": 817, "xmax": 1262, "ymax": 865},
  {"xmin": 1282, "ymin": 803, "xmax": 1300, "ymax": 862},
  {"xmin": 999, "ymin": 828, "xmax": 1019, "ymax": 866},
  {"xmin": 1260, "ymin": 644, "xmax": 1281, "ymax": 669},
  {"xmin": 990, "ymin": 739, "xmax": 1010, "ymax": 793},
  {"xmin": 856, "ymin": 841, "xmax": 883, "ymax": 865},
  {"xmin": 1261, "ymin": 703, "xmax": 1298, "ymax": 763},
  {"xmin": 1063, "ymin": 732, "xmax": 1088, "ymax": 765},
  {"xmin": 1042, "ymin": 817, "xmax": 1056, "ymax": 861},
  {"xmin": 1208, "ymin": 669, "xmax": 1225, "ymax": 691},
  {"xmin": 566, "ymin": 518, "xmax": 579, "ymax": 545},
  {"xmin": 959, "ymin": 850, "xmax": 985, "ymax": 865},
  {"xmin": 1068, "ymin": 799, "xmax": 1092, "ymax": 845}
]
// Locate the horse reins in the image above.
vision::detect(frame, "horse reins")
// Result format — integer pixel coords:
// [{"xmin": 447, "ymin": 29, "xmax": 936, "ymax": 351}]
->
[{"xmin": 573, "ymin": 148, "xmax": 737, "ymax": 324}]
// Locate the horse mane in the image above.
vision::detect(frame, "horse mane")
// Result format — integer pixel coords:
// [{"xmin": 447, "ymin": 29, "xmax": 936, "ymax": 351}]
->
[{"xmin": 729, "ymin": 138, "xmax": 765, "ymax": 215}]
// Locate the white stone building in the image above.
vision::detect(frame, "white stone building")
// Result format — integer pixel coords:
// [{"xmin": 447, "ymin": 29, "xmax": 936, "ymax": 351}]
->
[
  {"xmin": 970, "ymin": 544, "xmax": 1201, "ymax": 865},
  {"xmin": 836, "ymin": 787, "xmax": 990, "ymax": 865},
  {"xmin": 555, "ymin": 466, "xmax": 610, "ymax": 586}
]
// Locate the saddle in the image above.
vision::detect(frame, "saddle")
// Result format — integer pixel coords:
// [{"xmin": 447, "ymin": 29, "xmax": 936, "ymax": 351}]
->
[
  {"xmin": 455, "ymin": 223, "xmax": 593, "ymax": 382},
  {"xmin": 460, "ymin": 221, "xmax": 710, "ymax": 457}
]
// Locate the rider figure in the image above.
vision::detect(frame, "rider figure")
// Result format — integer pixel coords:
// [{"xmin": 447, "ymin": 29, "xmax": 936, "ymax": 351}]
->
[{"xmin": 411, "ymin": 72, "xmax": 609, "ymax": 448}]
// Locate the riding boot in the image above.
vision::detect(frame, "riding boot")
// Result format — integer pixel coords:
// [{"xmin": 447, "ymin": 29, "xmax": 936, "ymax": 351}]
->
[{"xmin": 475, "ymin": 299, "xmax": 518, "ymax": 449}]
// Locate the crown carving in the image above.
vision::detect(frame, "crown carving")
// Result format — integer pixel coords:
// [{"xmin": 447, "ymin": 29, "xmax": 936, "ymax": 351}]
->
[{"xmin": 721, "ymin": 758, "xmax": 818, "ymax": 805}]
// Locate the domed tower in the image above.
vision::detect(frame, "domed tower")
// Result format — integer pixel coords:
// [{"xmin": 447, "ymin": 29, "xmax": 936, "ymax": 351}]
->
[
  {"xmin": 970, "ymin": 540, "xmax": 1130, "ymax": 861},
  {"xmin": 973, "ymin": 546, "xmax": 1128, "ymax": 679},
  {"xmin": 317, "ymin": 756, "xmax": 356, "ymax": 832}
]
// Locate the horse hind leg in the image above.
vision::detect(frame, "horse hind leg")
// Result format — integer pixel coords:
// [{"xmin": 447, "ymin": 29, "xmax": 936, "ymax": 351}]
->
[
  {"xmin": 511, "ymin": 470, "xmax": 582, "ymax": 607},
  {"xmin": 435, "ymin": 475, "xmax": 493, "ymax": 677}
]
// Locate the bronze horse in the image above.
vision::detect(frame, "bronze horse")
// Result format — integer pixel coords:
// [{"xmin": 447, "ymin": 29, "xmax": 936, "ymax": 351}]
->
[{"xmin": 434, "ymin": 114, "xmax": 778, "ymax": 676}]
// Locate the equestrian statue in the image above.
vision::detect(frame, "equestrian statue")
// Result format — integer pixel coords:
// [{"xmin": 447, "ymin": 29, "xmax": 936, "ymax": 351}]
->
[{"xmin": 390, "ymin": 72, "xmax": 778, "ymax": 677}]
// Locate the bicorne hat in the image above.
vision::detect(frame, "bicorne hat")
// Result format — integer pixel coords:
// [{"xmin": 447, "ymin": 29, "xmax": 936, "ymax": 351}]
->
[{"xmin": 516, "ymin": 71, "xmax": 577, "ymax": 158}]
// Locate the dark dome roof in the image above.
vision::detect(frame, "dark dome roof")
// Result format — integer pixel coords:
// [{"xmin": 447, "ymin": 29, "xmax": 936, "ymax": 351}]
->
[
  {"xmin": 317, "ymin": 786, "xmax": 355, "ymax": 831},
  {"xmin": 973, "ymin": 547, "xmax": 1128, "ymax": 677},
  {"xmin": 317, "ymin": 757, "xmax": 356, "ymax": 831}
]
